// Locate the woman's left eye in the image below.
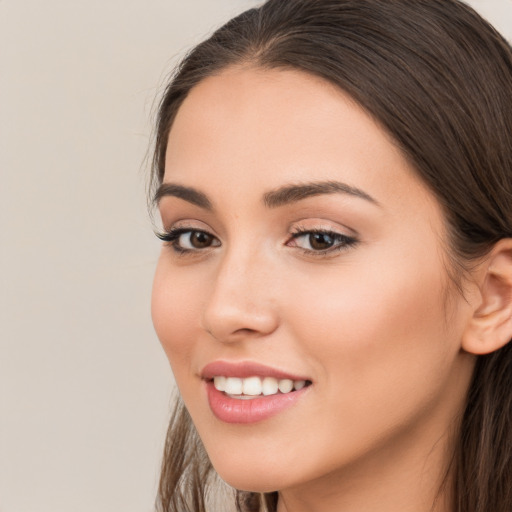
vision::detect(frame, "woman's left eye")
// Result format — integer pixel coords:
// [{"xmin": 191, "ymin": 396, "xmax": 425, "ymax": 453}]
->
[{"xmin": 288, "ymin": 230, "xmax": 358, "ymax": 254}]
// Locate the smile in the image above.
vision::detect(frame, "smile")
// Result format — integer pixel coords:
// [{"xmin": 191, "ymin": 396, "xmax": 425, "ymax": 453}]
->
[
  {"xmin": 201, "ymin": 361, "xmax": 312, "ymax": 423},
  {"xmin": 213, "ymin": 375, "xmax": 308, "ymax": 398}
]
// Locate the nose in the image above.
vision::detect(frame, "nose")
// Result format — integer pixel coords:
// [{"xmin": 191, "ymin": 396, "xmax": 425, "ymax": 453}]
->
[{"xmin": 201, "ymin": 247, "xmax": 279, "ymax": 343}]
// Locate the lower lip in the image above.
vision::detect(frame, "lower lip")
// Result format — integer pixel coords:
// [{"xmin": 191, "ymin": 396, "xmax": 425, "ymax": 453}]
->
[{"xmin": 206, "ymin": 381, "xmax": 309, "ymax": 424}]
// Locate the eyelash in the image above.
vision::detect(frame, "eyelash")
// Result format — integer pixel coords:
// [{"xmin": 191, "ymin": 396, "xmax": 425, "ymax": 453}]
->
[
  {"xmin": 156, "ymin": 227, "xmax": 218, "ymax": 255},
  {"xmin": 156, "ymin": 226, "xmax": 358, "ymax": 257},
  {"xmin": 289, "ymin": 227, "xmax": 358, "ymax": 256}
]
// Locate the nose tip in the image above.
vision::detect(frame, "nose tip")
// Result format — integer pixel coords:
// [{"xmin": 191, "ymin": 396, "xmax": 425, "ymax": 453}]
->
[
  {"xmin": 203, "ymin": 305, "xmax": 278, "ymax": 343},
  {"xmin": 201, "ymin": 258, "xmax": 279, "ymax": 343}
]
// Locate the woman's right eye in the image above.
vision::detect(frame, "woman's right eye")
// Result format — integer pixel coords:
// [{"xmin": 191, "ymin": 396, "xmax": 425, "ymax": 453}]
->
[{"xmin": 156, "ymin": 228, "xmax": 221, "ymax": 253}]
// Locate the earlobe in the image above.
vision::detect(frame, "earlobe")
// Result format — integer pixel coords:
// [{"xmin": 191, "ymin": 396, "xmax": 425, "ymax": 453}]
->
[{"xmin": 462, "ymin": 239, "xmax": 512, "ymax": 355}]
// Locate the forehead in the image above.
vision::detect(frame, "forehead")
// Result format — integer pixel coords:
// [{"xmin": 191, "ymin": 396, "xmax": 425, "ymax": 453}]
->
[{"xmin": 164, "ymin": 65, "xmax": 439, "ymax": 219}]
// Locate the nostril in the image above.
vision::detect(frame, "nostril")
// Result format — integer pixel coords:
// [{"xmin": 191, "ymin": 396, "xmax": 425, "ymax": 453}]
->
[{"xmin": 233, "ymin": 327, "xmax": 259, "ymax": 336}]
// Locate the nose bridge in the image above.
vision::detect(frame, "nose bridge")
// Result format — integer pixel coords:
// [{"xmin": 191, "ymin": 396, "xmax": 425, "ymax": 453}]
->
[{"xmin": 202, "ymin": 240, "xmax": 278, "ymax": 341}]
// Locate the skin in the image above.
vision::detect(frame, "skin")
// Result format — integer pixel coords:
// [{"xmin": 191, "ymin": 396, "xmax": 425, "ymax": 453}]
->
[{"xmin": 152, "ymin": 66, "xmax": 480, "ymax": 512}]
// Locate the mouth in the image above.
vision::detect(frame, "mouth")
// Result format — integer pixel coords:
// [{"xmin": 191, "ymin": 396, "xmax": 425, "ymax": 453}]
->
[
  {"xmin": 201, "ymin": 361, "xmax": 313, "ymax": 423},
  {"xmin": 210, "ymin": 375, "xmax": 312, "ymax": 399}
]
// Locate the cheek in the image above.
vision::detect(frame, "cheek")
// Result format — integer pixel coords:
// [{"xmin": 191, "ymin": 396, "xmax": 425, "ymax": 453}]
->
[
  {"xmin": 288, "ymin": 247, "xmax": 449, "ymax": 339},
  {"xmin": 285, "ymin": 246, "xmax": 459, "ymax": 430},
  {"xmin": 151, "ymin": 257, "xmax": 203, "ymax": 375}
]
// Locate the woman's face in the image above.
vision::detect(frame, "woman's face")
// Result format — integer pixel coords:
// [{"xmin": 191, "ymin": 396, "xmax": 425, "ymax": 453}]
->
[{"xmin": 152, "ymin": 67, "xmax": 476, "ymax": 495}]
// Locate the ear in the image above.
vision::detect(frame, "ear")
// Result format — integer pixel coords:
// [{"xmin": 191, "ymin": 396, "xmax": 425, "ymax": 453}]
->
[{"xmin": 462, "ymin": 239, "xmax": 512, "ymax": 355}]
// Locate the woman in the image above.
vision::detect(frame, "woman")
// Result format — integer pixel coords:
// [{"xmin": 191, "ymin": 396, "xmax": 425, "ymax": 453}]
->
[{"xmin": 150, "ymin": 0, "xmax": 512, "ymax": 511}]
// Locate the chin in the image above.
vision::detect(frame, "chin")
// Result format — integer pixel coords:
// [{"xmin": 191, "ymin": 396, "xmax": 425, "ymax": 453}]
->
[{"xmin": 211, "ymin": 461, "xmax": 286, "ymax": 493}]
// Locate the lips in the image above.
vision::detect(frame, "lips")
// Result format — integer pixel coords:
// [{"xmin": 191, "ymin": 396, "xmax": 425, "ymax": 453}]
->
[{"xmin": 201, "ymin": 361, "xmax": 312, "ymax": 424}]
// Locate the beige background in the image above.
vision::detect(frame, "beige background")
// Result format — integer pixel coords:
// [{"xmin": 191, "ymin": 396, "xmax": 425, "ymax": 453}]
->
[{"xmin": 1, "ymin": 1, "xmax": 510, "ymax": 511}]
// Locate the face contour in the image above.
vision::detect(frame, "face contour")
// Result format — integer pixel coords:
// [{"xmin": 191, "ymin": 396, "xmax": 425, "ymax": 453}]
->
[{"xmin": 152, "ymin": 67, "xmax": 476, "ymax": 502}]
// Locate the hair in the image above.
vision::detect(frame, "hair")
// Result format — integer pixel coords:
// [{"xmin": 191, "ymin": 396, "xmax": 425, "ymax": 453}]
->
[{"xmin": 150, "ymin": 1, "xmax": 512, "ymax": 511}]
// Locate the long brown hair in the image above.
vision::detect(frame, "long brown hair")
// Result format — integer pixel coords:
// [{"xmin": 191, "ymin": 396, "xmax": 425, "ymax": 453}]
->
[{"xmin": 151, "ymin": 1, "xmax": 512, "ymax": 510}]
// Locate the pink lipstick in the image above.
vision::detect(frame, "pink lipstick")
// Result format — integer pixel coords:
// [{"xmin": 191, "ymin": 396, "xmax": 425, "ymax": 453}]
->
[{"xmin": 201, "ymin": 361, "xmax": 312, "ymax": 424}]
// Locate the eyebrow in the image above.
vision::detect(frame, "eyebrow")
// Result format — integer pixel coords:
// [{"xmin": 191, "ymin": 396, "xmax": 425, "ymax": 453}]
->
[
  {"xmin": 154, "ymin": 180, "xmax": 379, "ymax": 210},
  {"xmin": 263, "ymin": 180, "xmax": 379, "ymax": 208},
  {"xmin": 154, "ymin": 183, "xmax": 213, "ymax": 210}
]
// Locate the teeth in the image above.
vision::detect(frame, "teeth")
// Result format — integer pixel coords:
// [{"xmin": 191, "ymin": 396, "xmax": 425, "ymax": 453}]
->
[
  {"xmin": 294, "ymin": 380, "xmax": 306, "ymax": 390},
  {"xmin": 224, "ymin": 377, "xmax": 243, "ymax": 395},
  {"xmin": 213, "ymin": 376, "xmax": 308, "ymax": 397},
  {"xmin": 213, "ymin": 376, "xmax": 226, "ymax": 392},
  {"xmin": 242, "ymin": 376, "xmax": 262, "ymax": 395},
  {"xmin": 262, "ymin": 376, "xmax": 279, "ymax": 396},
  {"xmin": 278, "ymin": 379, "xmax": 293, "ymax": 393}
]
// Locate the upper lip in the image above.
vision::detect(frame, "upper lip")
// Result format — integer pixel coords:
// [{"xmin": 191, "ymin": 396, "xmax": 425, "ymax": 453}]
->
[{"xmin": 200, "ymin": 360, "xmax": 311, "ymax": 382}]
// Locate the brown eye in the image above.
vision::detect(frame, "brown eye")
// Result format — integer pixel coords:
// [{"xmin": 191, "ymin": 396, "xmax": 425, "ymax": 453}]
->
[
  {"xmin": 289, "ymin": 229, "xmax": 358, "ymax": 255},
  {"xmin": 189, "ymin": 231, "xmax": 215, "ymax": 248},
  {"xmin": 308, "ymin": 233, "xmax": 335, "ymax": 250},
  {"xmin": 157, "ymin": 227, "xmax": 221, "ymax": 252}
]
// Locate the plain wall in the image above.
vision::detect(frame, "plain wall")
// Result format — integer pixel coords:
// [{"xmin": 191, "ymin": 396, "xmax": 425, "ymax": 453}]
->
[{"xmin": 1, "ymin": 1, "xmax": 510, "ymax": 511}]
